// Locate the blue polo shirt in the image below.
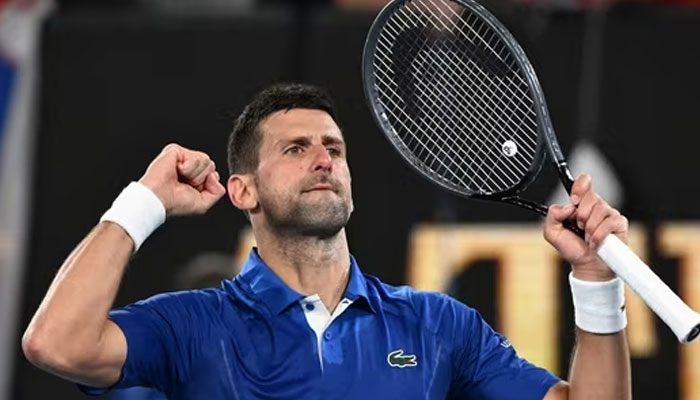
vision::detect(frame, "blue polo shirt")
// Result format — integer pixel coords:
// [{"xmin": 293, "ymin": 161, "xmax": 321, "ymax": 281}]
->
[{"xmin": 80, "ymin": 249, "xmax": 559, "ymax": 399}]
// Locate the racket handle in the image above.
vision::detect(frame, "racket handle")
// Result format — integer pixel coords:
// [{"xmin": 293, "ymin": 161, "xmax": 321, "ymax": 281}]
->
[{"xmin": 597, "ymin": 234, "xmax": 700, "ymax": 343}]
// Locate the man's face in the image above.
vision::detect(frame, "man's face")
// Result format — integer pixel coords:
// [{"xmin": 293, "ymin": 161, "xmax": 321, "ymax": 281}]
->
[{"xmin": 252, "ymin": 108, "xmax": 353, "ymax": 238}]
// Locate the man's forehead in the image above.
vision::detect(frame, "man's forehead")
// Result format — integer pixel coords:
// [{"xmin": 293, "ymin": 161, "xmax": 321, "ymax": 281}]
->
[{"xmin": 259, "ymin": 108, "xmax": 343, "ymax": 142}]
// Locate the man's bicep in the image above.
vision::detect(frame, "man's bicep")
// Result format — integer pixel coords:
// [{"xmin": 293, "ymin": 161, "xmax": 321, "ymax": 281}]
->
[
  {"xmin": 58, "ymin": 320, "xmax": 127, "ymax": 389},
  {"xmin": 76, "ymin": 296, "xmax": 188, "ymax": 396},
  {"xmin": 446, "ymin": 298, "xmax": 560, "ymax": 399}
]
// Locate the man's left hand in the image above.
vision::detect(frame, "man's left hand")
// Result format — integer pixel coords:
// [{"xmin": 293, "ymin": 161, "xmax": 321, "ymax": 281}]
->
[{"xmin": 543, "ymin": 174, "xmax": 629, "ymax": 281}]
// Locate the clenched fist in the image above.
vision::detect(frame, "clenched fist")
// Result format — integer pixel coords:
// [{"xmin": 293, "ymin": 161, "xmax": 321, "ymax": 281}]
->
[
  {"xmin": 138, "ymin": 143, "xmax": 226, "ymax": 216},
  {"xmin": 543, "ymin": 174, "xmax": 629, "ymax": 281}
]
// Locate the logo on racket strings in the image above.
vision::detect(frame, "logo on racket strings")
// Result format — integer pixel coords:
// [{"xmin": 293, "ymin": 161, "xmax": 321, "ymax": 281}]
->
[{"xmin": 502, "ymin": 140, "xmax": 518, "ymax": 157}]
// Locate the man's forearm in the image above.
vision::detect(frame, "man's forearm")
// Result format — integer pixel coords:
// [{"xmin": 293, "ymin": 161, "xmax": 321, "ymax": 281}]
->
[
  {"xmin": 21, "ymin": 144, "xmax": 223, "ymax": 387},
  {"xmin": 567, "ymin": 329, "xmax": 631, "ymax": 400},
  {"xmin": 22, "ymin": 222, "xmax": 133, "ymax": 369}
]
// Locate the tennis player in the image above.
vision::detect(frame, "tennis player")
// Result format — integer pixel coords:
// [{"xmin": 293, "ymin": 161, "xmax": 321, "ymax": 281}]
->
[{"xmin": 23, "ymin": 83, "xmax": 631, "ymax": 399}]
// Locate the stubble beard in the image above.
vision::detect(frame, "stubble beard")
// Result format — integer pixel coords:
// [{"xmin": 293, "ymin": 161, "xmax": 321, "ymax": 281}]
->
[{"xmin": 257, "ymin": 181, "xmax": 353, "ymax": 240}]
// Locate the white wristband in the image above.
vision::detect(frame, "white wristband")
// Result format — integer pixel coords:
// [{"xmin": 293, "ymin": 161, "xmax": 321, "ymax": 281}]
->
[
  {"xmin": 569, "ymin": 272, "xmax": 627, "ymax": 334},
  {"xmin": 100, "ymin": 182, "xmax": 166, "ymax": 252}
]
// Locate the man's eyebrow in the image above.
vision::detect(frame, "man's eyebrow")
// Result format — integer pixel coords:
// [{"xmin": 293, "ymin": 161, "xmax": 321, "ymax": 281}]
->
[
  {"xmin": 276, "ymin": 136, "xmax": 311, "ymax": 148},
  {"xmin": 322, "ymin": 135, "xmax": 345, "ymax": 146},
  {"xmin": 275, "ymin": 134, "xmax": 345, "ymax": 148}
]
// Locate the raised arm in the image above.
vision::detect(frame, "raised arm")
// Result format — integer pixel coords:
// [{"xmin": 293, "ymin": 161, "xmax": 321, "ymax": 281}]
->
[
  {"xmin": 542, "ymin": 174, "xmax": 632, "ymax": 400},
  {"xmin": 21, "ymin": 143, "xmax": 225, "ymax": 388}
]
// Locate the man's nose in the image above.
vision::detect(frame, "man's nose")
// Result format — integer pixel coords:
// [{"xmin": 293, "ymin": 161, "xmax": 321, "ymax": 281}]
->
[{"xmin": 311, "ymin": 145, "xmax": 333, "ymax": 172}]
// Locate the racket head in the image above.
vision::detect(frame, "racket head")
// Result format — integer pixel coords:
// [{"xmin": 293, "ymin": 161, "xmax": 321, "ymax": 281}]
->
[{"xmin": 362, "ymin": 0, "xmax": 564, "ymax": 199}]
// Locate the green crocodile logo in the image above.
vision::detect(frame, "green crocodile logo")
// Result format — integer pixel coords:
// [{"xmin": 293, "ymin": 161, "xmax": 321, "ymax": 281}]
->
[{"xmin": 387, "ymin": 349, "xmax": 417, "ymax": 368}]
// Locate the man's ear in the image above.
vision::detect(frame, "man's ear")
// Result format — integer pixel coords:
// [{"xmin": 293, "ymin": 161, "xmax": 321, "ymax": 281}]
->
[{"xmin": 227, "ymin": 174, "xmax": 258, "ymax": 212}]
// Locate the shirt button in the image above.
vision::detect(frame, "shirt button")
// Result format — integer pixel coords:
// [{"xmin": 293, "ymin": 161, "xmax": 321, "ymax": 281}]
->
[
  {"xmin": 324, "ymin": 331, "xmax": 332, "ymax": 340},
  {"xmin": 305, "ymin": 303, "xmax": 315, "ymax": 311}
]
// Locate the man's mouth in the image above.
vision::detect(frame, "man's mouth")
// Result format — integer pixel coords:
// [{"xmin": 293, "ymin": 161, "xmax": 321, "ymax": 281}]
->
[
  {"xmin": 305, "ymin": 183, "xmax": 334, "ymax": 191},
  {"xmin": 302, "ymin": 176, "xmax": 339, "ymax": 193}
]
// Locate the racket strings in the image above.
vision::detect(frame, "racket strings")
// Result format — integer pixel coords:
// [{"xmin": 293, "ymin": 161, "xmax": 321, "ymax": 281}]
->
[
  {"xmin": 408, "ymin": 2, "xmax": 529, "ymax": 97},
  {"xmin": 397, "ymin": 3, "xmax": 534, "ymax": 122},
  {"xmin": 412, "ymin": 44, "xmax": 537, "ymax": 164},
  {"xmin": 397, "ymin": 1, "xmax": 539, "ymax": 154},
  {"xmin": 394, "ymin": 5, "xmax": 536, "ymax": 149},
  {"xmin": 376, "ymin": 31, "xmax": 517, "ymax": 190},
  {"xmin": 371, "ymin": 0, "xmax": 540, "ymax": 195},
  {"xmin": 409, "ymin": 1, "xmax": 538, "ymax": 124},
  {"xmin": 378, "ymin": 39, "xmax": 501, "ymax": 180},
  {"xmin": 376, "ymin": 44, "xmax": 525, "ymax": 192},
  {"xmin": 409, "ymin": 51, "xmax": 527, "ymax": 186},
  {"xmin": 375, "ymin": 33, "xmax": 482, "ymax": 186},
  {"xmin": 376, "ymin": 51, "xmax": 509, "ymax": 189}
]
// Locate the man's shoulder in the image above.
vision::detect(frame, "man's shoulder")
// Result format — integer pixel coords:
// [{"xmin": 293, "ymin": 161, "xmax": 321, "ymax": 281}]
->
[
  {"xmin": 122, "ymin": 284, "xmax": 230, "ymax": 315},
  {"xmin": 364, "ymin": 274, "xmax": 477, "ymax": 330},
  {"xmin": 364, "ymin": 274, "xmax": 446, "ymax": 303}
]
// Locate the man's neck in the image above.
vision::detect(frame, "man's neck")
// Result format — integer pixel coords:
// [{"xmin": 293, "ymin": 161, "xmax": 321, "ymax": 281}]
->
[{"xmin": 256, "ymin": 228, "xmax": 351, "ymax": 313}]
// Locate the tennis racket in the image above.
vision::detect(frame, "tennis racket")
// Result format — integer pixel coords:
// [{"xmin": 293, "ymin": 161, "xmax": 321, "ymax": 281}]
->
[{"xmin": 361, "ymin": 0, "xmax": 700, "ymax": 343}]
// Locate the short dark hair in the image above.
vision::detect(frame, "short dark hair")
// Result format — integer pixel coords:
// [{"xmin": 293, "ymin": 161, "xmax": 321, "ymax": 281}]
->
[{"xmin": 227, "ymin": 83, "xmax": 338, "ymax": 176}]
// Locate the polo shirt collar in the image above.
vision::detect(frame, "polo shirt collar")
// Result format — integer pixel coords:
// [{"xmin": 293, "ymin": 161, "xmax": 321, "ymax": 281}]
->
[
  {"xmin": 345, "ymin": 255, "xmax": 376, "ymax": 313},
  {"xmin": 237, "ymin": 248, "xmax": 376, "ymax": 315}
]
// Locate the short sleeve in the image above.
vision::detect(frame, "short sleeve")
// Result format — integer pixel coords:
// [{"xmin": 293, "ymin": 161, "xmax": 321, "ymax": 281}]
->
[
  {"xmin": 77, "ymin": 290, "xmax": 212, "ymax": 396},
  {"xmin": 446, "ymin": 297, "xmax": 560, "ymax": 400}
]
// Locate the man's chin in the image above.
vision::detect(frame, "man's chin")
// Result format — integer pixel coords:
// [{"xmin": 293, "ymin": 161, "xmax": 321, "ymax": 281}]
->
[
  {"xmin": 295, "ymin": 207, "xmax": 351, "ymax": 239},
  {"xmin": 300, "ymin": 223, "xmax": 346, "ymax": 239},
  {"xmin": 259, "ymin": 196, "xmax": 352, "ymax": 238}
]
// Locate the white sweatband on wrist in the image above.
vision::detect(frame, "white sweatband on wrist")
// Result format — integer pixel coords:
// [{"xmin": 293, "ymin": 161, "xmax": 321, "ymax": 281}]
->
[
  {"xmin": 569, "ymin": 272, "xmax": 627, "ymax": 334},
  {"xmin": 100, "ymin": 182, "xmax": 166, "ymax": 252}
]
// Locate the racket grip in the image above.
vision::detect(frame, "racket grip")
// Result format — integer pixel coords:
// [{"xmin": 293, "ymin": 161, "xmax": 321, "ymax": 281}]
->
[
  {"xmin": 563, "ymin": 220, "xmax": 585, "ymax": 238},
  {"xmin": 597, "ymin": 234, "xmax": 700, "ymax": 343}
]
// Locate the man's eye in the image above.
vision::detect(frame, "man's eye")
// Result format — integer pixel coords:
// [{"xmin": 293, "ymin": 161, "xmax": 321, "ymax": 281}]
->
[
  {"xmin": 285, "ymin": 146, "xmax": 302, "ymax": 155},
  {"xmin": 328, "ymin": 147, "xmax": 342, "ymax": 156}
]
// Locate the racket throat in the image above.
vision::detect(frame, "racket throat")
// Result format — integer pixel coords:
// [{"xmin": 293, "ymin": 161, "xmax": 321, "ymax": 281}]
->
[
  {"xmin": 501, "ymin": 196, "xmax": 548, "ymax": 217},
  {"xmin": 501, "ymin": 196, "xmax": 585, "ymax": 237},
  {"xmin": 556, "ymin": 161, "xmax": 576, "ymax": 194}
]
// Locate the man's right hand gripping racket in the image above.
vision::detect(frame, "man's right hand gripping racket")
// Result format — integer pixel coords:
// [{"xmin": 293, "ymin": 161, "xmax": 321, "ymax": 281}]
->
[{"xmin": 361, "ymin": 0, "xmax": 700, "ymax": 343}]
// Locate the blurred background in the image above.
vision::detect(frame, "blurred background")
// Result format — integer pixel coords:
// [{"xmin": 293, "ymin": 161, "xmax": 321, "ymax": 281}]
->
[{"xmin": 2, "ymin": 0, "xmax": 700, "ymax": 398}]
